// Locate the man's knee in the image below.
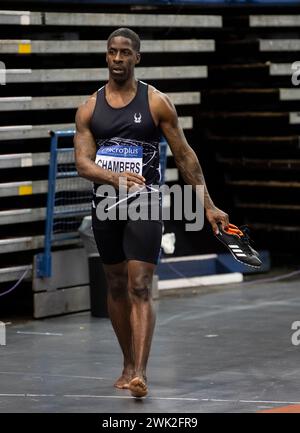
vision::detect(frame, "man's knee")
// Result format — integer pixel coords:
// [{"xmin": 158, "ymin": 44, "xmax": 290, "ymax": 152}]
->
[
  {"xmin": 130, "ymin": 273, "xmax": 152, "ymax": 301},
  {"xmin": 106, "ymin": 274, "xmax": 127, "ymax": 300}
]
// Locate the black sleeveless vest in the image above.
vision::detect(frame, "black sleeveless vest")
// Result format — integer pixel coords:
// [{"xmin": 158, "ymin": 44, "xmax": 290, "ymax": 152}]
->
[{"xmin": 90, "ymin": 80, "xmax": 162, "ymax": 197}]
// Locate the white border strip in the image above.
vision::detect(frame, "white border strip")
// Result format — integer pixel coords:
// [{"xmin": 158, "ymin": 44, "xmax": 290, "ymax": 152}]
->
[
  {"xmin": 161, "ymin": 254, "xmax": 217, "ymax": 263},
  {"xmin": 158, "ymin": 273, "xmax": 243, "ymax": 290}
]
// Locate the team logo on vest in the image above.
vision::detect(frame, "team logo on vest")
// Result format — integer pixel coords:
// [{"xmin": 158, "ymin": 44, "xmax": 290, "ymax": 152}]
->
[{"xmin": 134, "ymin": 113, "xmax": 142, "ymax": 124}]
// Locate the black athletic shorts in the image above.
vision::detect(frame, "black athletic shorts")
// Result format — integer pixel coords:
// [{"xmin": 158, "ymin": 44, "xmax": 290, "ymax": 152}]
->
[{"xmin": 91, "ymin": 194, "xmax": 163, "ymax": 265}]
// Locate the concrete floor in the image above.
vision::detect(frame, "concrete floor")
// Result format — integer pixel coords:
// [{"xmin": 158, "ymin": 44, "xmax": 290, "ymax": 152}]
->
[{"xmin": 1, "ymin": 278, "xmax": 300, "ymax": 413}]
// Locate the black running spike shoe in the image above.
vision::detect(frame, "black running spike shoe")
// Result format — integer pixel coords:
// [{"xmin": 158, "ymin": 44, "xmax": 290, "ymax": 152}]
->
[{"xmin": 215, "ymin": 223, "xmax": 262, "ymax": 268}]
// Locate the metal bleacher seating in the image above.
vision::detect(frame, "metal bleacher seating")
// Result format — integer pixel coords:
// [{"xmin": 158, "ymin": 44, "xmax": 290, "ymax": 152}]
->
[
  {"xmin": 0, "ymin": 7, "xmax": 217, "ymax": 285},
  {"xmin": 207, "ymin": 11, "xmax": 300, "ymax": 257}
]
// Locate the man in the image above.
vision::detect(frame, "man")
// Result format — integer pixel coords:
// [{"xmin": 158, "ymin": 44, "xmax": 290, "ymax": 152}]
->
[{"xmin": 74, "ymin": 28, "xmax": 229, "ymax": 398}]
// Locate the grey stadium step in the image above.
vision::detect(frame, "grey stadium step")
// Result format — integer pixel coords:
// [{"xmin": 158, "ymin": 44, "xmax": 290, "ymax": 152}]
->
[
  {"xmin": 269, "ymin": 63, "xmax": 294, "ymax": 76},
  {"xmin": 0, "ymin": 92, "xmax": 201, "ymax": 111},
  {"xmin": 0, "ymin": 152, "xmax": 49, "ymax": 168},
  {"xmin": 0, "ymin": 10, "xmax": 40, "ymax": 25},
  {"xmin": 5, "ymin": 66, "xmax": 208, "ymax": 83},
  {"xmin": 0, "ymin": 193, "xmax": 172, "ymax": 225},
  {"xmin": 0, "ymin": 193, "xmax": 173, "ymax": 225},
  {"xmin": 260, "ymin": 40, "xmax": 300, "ymax": 52},
  {"xmin": 0, "ymin": 151, "xmax": 77, "ymax": 168},
  {"xmin": 0, "ymin": 265, "xmax": 32, "ymax": 283},
  {"xmin": 0, "ymin": 167, "xmax": 178, "ymax": 195},
  {"xmin": 0, "ymin": 39, "xmax": 215, "ymax": 54},
  {"xmin": 289, "ymin": 113, "xmax": 300, "ymax": 125},
  {"xmin": 279, "ymin": 89, "xmax": 300, "ymax": 101},
  {"xmin": 0, "ymin": 123, "xmax": 76, "ymax": 140},
  {"xmin": 0, "ymin": 177, "xmax": 91, "ymax": 197},
  {"xmin": 0, "ymin": 234, "xmax": 81, "ymax": 254},
  {"xmin": 0, "ymin": 147, "xmax": 177, "ymax": 169},
  {"xmin": 0, "ymin": 11, "xmax": 222, "ymax": 28},
  {"xmin": 250, "ymin": 15, "xmax": 300, "ymax": 27},
  {"xmin": 0, "ymin": 204, "xmax": 90, "ymax": 225},
  {"xmin": 0, "ymin": 117, "xmax": 192, "ymax": 140},
  {"xmin": 0, "ymin": 169, "xmax": 178, "ymax": 198}
]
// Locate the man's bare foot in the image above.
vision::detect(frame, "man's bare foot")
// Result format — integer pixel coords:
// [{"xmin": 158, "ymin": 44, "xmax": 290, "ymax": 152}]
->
[
  {"xmin": 128, "ymin": 376, "xmax": 148, "ymax": 398},
  {"xmin": 114, "ymin": 369, "xmax": 134, "ymax": 389}
]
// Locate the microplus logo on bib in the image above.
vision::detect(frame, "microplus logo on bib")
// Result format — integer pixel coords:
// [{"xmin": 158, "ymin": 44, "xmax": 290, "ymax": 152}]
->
[
  {"xmin": 101, "ymin": 146, "xmax": 141, "ymax": 157},
  {"xmin": 96, "ymin": 145, "xmax": 143, "ymax": 175}
]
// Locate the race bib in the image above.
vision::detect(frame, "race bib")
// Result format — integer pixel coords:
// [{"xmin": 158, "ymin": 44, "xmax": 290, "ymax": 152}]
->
[{"xmin": 95, "ymin": 145, "xmax": 143, "ymax": 175}]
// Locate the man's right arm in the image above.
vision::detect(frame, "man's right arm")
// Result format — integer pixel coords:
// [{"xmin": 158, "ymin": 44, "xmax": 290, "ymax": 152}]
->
[
  {"xmin": 74, "ymin": 96, "xmax": 145, "ymax": 189},
  {"xmin": 74, "ymin": 97, "xmax": 115, "ymax": 185}
]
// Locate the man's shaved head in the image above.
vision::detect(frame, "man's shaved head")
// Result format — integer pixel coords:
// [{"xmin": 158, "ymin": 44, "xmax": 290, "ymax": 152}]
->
[{"xmin": 107, "ymin": 27, "xmax": 141, "ymax": 52}]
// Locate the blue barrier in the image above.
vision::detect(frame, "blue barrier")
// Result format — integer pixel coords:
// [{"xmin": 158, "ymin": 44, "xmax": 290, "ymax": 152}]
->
[{"xmin": 36, "ymin": 130, "xmax": 77, "ymax": 278}]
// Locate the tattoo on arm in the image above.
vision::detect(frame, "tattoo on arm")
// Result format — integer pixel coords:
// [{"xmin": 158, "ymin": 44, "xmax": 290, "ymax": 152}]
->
[
  {"xmin": 158, "ymin": 95, "xmax": 215, "ymax": 210},
  {"xmin": 174, "ymin": 148, "xmax": 215, "ymax": 210}
]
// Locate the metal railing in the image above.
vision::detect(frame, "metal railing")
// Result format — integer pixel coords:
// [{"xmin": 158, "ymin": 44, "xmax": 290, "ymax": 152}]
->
[{"xmin": 36, "ymin": 130, "xmax": 87, "ymax": 277}]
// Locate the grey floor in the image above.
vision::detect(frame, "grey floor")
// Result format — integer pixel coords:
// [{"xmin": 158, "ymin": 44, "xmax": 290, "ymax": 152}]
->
[{"xmin": 1, "ymin": 278, "xmax": 300, "ymax": 413}]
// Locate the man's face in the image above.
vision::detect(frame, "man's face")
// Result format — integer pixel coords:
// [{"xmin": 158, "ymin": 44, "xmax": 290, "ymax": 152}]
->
[{"xmin": 106, "ymin": 36, "xmax": 140, "ymax": 82}]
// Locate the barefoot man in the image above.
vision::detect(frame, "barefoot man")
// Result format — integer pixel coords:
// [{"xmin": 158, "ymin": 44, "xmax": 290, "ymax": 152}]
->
[{"xmin": 74, "ymin": 28, "xmax": 229, "ymax": 397}]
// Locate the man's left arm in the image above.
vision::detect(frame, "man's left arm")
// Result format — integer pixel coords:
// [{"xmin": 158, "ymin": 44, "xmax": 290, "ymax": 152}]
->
[{"xmin": 154, "ymin": 91, "xmax": 229, "ymax": 234}]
